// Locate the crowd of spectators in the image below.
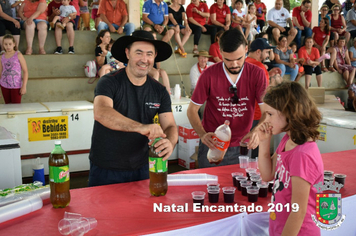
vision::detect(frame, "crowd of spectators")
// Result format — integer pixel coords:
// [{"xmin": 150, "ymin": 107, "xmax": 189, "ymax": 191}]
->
[{"xmin": 1, "ymin": 0, "xmax": 356, "ymax": 107}]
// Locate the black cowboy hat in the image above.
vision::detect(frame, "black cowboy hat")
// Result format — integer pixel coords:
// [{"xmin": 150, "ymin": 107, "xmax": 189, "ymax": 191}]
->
[{"xmin": 111, "ymin": 30, "xmax": 172, "ymax": 63}]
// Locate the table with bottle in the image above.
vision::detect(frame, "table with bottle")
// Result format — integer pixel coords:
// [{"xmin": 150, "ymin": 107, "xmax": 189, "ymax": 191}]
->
[{"xmin": 0, "ymin": 149, "xmax": 355, "ymax": 235}]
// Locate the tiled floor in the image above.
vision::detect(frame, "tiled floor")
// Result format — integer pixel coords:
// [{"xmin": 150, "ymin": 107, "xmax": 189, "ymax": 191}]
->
[{"xmin": 70, "ymin": 162, "xmax": 187, "ymax": 189}]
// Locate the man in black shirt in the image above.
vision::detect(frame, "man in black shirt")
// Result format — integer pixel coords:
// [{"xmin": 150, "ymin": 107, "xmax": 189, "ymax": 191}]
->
[{"xmin": 88, "ymin": 30, "xmax": 178, "ymax": 186}]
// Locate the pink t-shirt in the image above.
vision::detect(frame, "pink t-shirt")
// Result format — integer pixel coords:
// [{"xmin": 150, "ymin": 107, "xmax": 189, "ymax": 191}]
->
[
  {"xmin": 208, "ymin": 3, "xmax": 230, "ymax": 25},
  {"xmin": 191, "ymin": 62, "xmax": 267, "ymax": 147},
  {"xmin": 270, "ymin": 134, "xmax": 323, "ymax": 236}
]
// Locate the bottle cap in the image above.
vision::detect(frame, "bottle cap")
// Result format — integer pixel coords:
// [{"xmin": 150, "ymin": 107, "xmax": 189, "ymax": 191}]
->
[
  {"xmin": 54, "ymin": 140, "xmax": 61, "ymax": 145},
  {"xmin": 33, "ymin": 157, "xmax": 44, "ymax": 169}
]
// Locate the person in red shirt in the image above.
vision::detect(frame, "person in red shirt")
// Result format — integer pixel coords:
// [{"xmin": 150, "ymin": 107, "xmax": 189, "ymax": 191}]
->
[
  {"xmin": 312, "ymin": 17, "xmax": 337, "ymax": 72},
  {"xmin": 298, "ymin": 37, "xmax": 323, "ymax": 89},
  {"xmin": 209, "ymin": 30, "xmax": 223, "ymax": 63},
  {"xmin": 292, "ymin": 0, "xmax": 312, "ymax": 49},
  {"xmin": 245, "ymin": 38, "xmax": 281, "ymax": 159},
  {"xmin": 186, "ymin": 0, "xmax": 217, "ymax": 54},
  {"xmin": 97, "ymin": 0, "xmax": 135, "ymax": 35},
  {"xmin": 187, "ymin": 28, "xmax": 267, "ymax": 168},
  {"xmin": 254, "ymin": 0, "xmax": 267, "ymax": 31},
  {"xmin": 208, "ymin": 0, "xmax": 231, "ymax": 32}
]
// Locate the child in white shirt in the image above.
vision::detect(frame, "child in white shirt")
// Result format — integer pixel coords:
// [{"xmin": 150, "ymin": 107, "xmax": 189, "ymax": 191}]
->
[{"xmin": 50, "ymin": 0, "xmax": 77, "ymax": 29}]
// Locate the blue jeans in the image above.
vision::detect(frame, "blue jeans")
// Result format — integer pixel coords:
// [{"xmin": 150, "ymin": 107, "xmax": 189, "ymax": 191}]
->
[
  {"xmin": 295, "ymin": 26, "xmax": 312, "ymax": 49},
  {"xmin": 88, "ymin": 161, "xmax": 149, "ymax": 186},
  {"xmin": 274, "ymin": 63, "xmax": 299, "ymax": 81},
  {"xmin": 97, "ymin": 22, "xmax": 135, "ymax": 35}
]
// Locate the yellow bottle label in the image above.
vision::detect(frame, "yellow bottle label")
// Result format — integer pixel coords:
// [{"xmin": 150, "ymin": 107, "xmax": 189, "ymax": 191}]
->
[{"xmin": 49, "ymin": 165, "xmax": 69, "ymax": 183}]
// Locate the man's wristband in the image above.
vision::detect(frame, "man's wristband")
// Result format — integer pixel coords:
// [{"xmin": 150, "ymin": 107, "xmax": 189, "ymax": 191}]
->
[{"xmin": 152, "ymin": 24, "xmax": 156, "ymax": 27}]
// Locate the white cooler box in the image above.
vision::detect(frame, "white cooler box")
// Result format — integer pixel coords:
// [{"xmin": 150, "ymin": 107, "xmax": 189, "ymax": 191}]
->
[
  {"xmin": 0, "ymin": 101, "xmax": 94, "ymax": 177},
  {"xmin": 0, "ymin": 127, "xmax": 21, "ymax": 189},
  {"xmin": 317, "ymin": 108, "xmax": 356, "ymax": 153},
  {"xmin": 169, "ymin": 97, "xmax": 191, "ymax": 160}
]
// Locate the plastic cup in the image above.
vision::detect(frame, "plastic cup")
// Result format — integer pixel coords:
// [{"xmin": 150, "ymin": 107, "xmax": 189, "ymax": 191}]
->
[
  {"xmin": 324, "ymin": 176, "xmax": 334, "ymax": 183},
  {"xmin": 239, "ymin": 155, "xmax": 249, "ymax": 169},
  {"xmin": 191, "ymin": 191, "xmax": 205, "ymax": 207},
  {"xmin": 240, "ymin": 181, "xmax": 252, "ymax": 196},
  {"xmin": 208, "ymin": 188, "xmax": 220, "ymax": 203},
  {"xmin": 231, "ymin": 172, "xmax": 244, "ymax": 186},
  {"xmin": 207, "ymin": 183, "xmax": 220, "ymax": 191},
  {"xmin": 248, "ymin": 158, "xmax": 258, "ymax": 169},
  {"xmin": 334, "ymin": 174, "xmax": 346, "ymax": 186},
  {"xmin": 324, "ymin": 170, "xmax": 334, "ymax": 178},
  {"xmin": 239, "ymin": 142, "xmax": 248, "ymax": 155},
  {"xmin": 247, "ymin": 186, "xmax": 259, "ymax": 202},
  {"xmin": 64, "ymin": 212, "xmax": 82, "ymax": 220},
  {"xmin": 257, "ymin": 182, "xmax": 268, "ymax": 197},
  {"xmin": 235, "ymin": 176, "xmax": 248, "ymax": 191},
  {"xmin": 245, "ymin": 168, "xmax": 257, "ymax": 179},
  {"xmin": 58, "ymin": 217, "xmax": 97, "ymax": 236},
  {"xmin": 222, "ymin": 187, "xmax": 236, "ymax": 203},
  {"xmin": 251, "ymin": 176, "xmax": 262, "ymax": 186}
]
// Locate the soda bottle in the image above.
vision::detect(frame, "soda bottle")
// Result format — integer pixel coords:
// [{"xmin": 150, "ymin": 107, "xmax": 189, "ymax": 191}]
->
[
  {"xmin": 207, "ymin": 120, "xmax": 231, "ymax": 165},
  {"xmin": 149, "ymin": 138, "xmax": 168, "ymax": 196},
  {"xmin": 49, "ymin": 140, "xmax": 70, "ymax": 208}
]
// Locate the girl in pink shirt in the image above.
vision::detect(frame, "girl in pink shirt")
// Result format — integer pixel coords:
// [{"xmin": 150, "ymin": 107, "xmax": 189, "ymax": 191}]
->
[
  {"xmin": 257, "ymin": 81, "xmax": 324, "ymax": 236},
  {"xmin": 0, "ymin": 34, "xmax": 28, "ymax": 104}
]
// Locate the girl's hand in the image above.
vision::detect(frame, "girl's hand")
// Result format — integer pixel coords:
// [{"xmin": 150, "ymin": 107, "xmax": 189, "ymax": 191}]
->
[
  {"xmin": 257, "ymin": 122, "xmax": 273, "ymax": 143},
  {"xmin": 20, "ymin": 86, "xmax": 26, "ymax": 95}
]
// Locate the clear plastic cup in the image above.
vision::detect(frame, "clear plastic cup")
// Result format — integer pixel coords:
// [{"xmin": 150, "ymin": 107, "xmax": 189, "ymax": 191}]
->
[
  {"xmin": 207, "ymin": 183, "xmax": 220, "ymax": 190},
  {"xmin": 191, "ymin": 191, "xmax": 205, "ymax": 207},
  {"xmin": 58, "ymin": 217, "xmax": 97, "ymax": 236},
  {"xmin": 239, "ymin": 155, "xmax": 249, "ymax": 169},
  {"xmin": 64, "ymin": 212, "xmax": 82, "ymax": 220},
  {"xmin": 245, "ymin": 168, "xmax": 257, "ymax": 179},
  {"xmin": 222, "ymin": 187, "xmax": 236, "ymax": 203},
  {"xmin": 231, "ymin": 172, "xmax": 244, "ymax": 186},
  {"xmin": 257, "ymin": 181, "xmax": 268, "ymax": 197},
  {"xmin": 324, "ymin": 170, "xmax": 334, "ymax": 178},
  {"xmin": 334, "ymin": 174, "xmax": 346, "ymax": 186},
  {"xmin": 240, "ymin": 181, "xmax": 252, "ymax": 196},
  {"xmin": 208, "ymin": 188, "xmax": 220, "ymax": 203},
  {"xmin": 247, "ymin": 186, "xmax": 260, "ymax": 202},
  {"xmin": 235, "ymin": 176, "xmax": 248, "ymax": 191},
  {"xmin": 248, "ymin": 158, "xmax": 258, "ymax": 169},
  {"xmin": 251, "ymin": 176, "xmax": 262, "ymax": 186},
  {"xmin": 239, "ymin": 142, "xmax": 248, "ymax": 155}
]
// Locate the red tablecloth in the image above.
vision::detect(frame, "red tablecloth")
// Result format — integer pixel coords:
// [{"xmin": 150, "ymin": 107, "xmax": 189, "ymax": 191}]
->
[{"xmin": 0, "ymin": 149, "xmax": 355, "ymax": 236}]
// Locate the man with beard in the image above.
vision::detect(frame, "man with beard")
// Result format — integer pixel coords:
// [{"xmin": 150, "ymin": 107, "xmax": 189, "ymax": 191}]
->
[
  {"xmin": 187, "ymin": 28, "xmax": 267, "ymax": 168},
  {"xmin": 88, "ymin": 30, "xmax": 178, "ymax": 186},
  {"xmin": 246, "ymin": 38, "xmax": 282, "ymax": 159}
]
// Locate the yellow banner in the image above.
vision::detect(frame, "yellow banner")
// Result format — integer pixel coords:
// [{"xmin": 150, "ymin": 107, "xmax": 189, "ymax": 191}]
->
[
  {"xmin": 318, "ymin": 125, "xmax": 327, "ymax": 142},
  {"xmin": 28, "ymin": 116, "xmax": 68, "ymax": 142}
]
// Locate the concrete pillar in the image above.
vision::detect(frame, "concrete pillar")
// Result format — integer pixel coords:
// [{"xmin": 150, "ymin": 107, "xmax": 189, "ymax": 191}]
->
[
  {"xmin": 124, "ymin": 0, "xmax": 141, "ymax": 30},
  {"xmin": 311, "ymin": 0, "xmax": 319, "ymax": 29}
]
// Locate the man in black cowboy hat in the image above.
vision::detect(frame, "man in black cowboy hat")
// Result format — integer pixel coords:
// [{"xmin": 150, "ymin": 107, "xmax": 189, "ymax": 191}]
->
[{"xmin": 88, "ymin": 30, "xmax": 178, "ymax": 187}]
